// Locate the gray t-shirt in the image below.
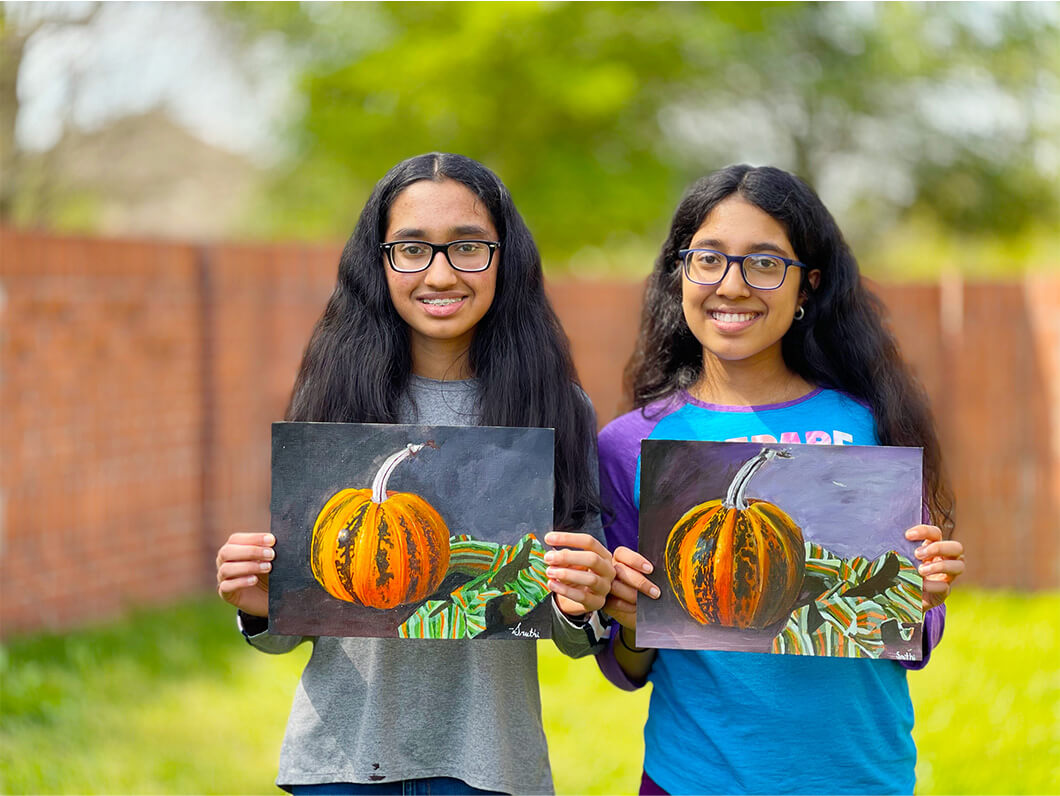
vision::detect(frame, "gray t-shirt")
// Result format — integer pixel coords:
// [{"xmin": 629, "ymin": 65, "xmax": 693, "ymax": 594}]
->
[{"xmin": 246, "ymin": 376, "xmax": 604, "ymax": 794}]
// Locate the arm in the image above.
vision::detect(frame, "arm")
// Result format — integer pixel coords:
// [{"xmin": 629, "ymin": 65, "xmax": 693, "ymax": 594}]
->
[
  {"xmin": 602, "ymin": 547, "xmax": 659, "ymax": 686},
  {"xmin": 544, "ymin": 399, "xmax": 617, "ymax": 658},
  {"xmin": 900, "ymin": 523, "xmax": 964, "ymax": 669},
  {"xmin": 544, "ymin": 512, "xmax": 616, "ymax": 658},
  {"xmin": 216, "ymin": 531, "xmax": 307, "ymax": 655},
  {"xmin": 594, "ymin": 420, "xmax": 662, "ymax": 690},
  {"xmin": 236, "ymin": 611, "xmax": 307, "ymax": 655}
]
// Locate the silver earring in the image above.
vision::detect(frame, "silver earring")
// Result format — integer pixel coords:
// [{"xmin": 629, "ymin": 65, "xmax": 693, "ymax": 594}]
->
[{"xmin": 793, "ymin": 306, "xmax": 805, "ymax": 321}]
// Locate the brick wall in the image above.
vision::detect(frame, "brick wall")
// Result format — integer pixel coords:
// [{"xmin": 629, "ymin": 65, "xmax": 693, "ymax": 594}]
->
[{"xmin": 1, "ymin": 228, "xmax": 1057, "ymax": 636}]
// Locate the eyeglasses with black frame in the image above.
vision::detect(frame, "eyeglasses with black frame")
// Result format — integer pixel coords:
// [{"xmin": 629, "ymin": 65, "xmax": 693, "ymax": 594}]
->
[
  {"xmin": 678, "ymin": 249, "xmax": 806, "ymax": 290},
  {"xmin": 380, "ymin": 240, "xmax": 500, "ymax": 273}
]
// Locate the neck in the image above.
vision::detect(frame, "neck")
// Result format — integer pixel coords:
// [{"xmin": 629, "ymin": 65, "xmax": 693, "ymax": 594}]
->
[
  {"xmin": 410, "ymin": 335, "xmax": 474, "ymax": 381},
  {"xmin": 691, "ymin": 349, "xmax": 814, "ymax": 407}
]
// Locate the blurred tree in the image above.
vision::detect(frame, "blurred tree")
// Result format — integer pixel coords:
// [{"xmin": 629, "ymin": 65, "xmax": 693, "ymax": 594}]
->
[
  {"xmin": 0, "ymin": 2, "xmax": 100, "ymax": 224},
  {"xmin": 225, "ymin": 3, "xmax": 1060, "ymax": 272},
  {"xmin": 224, "ymin": 1, "xmax": 699, "ymax": 262}
]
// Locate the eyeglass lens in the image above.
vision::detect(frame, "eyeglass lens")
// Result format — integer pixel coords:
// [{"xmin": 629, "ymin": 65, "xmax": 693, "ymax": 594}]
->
[
  {"xmin": 686, "ymin": 251, "xmax": 787, "ymax": 289},
  {"xmin": 390, "ymin": 241, "xmax": 491, "ymax": 272}
]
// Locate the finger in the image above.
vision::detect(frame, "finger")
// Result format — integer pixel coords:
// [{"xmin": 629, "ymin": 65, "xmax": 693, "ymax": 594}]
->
[
  {"xmin": 216, "ymin": 533, "xmax": 275, "ymax": 567},
  {"xmin": 615, "ymin": 561, "xmax": 661, "ymax": 598},
  {"xmin": 554, "ymin": 590, "xmax": 603, "ymax": 615},
  {"xmin": 217, "ymin": 542, "xmax": 276, "ymax": 566},
  {"xmin": 218, "ymin": 574, "xmax": 261, "ymax": 595},
  {"xmin": 920, "ymin": 559, "xmax": 970, "ymax": 580},
  {"xmin": 914, "ymin": 540, "xmax": 963, "ymax": 561},
  {"xmin": 905, "ymin": 524, "xmax": 942, "ymax": 543},
  {"xmin": 546, "ymin": 566, "xmax": 601, "ymax": 589},
  {"xmin": 605, "ymin": 598, "xmax": 637, "ymax": 617},
  {"xmin": 217, "ymin": 560, "xmax": 272, "ymax": 584},
  {"xmin": 544, "ymin": 531, "xmax": 611, "ymax": 558},
  {"xmin": 544, "ymin": 548, "xmax": 615, "ymax": 577},
  {"xmin": 609, "ymin": 578, "xmax": 642, "ymax": 606},
  {"xmin": 548, "ymin": 578, "xmax": 591, "ymax": 603},
  {"xmin": 224, "ymin": 532, "xmax": 276, "ymax": 549},
  {"xmin": 922, "ymin": 579, "xmax": 951, "ymax": 608},
  {"xmin": 614, "ymin": 546, "xmax": 654, "ymax": 574},
  {"xmin": 923, "ymin": 577, "xmax": 952, "ymax": 594}
]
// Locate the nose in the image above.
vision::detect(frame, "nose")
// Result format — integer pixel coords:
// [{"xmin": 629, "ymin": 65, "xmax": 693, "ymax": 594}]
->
[
  {"xmin": 422, "ymin": 248, "xmax": 458, "ymax": 288},
  {"xmin": 715, "ymin": 258, "xmax": 751, "ymax": 298}
]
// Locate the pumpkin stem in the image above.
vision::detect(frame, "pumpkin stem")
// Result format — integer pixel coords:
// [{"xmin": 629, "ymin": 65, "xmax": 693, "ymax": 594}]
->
[
  {"xmin": 371, "ymin": 443, "xmax": 428, "ymax": 503},
  {"xmin": 723, "ymin": 448, "xmax": 792, "ymax": 510}
]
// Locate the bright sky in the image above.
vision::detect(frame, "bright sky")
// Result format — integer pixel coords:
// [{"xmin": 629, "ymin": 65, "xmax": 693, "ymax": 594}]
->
[{"xmin": 14, "ymin": 1, "xmax": 290, "ymax": 161}]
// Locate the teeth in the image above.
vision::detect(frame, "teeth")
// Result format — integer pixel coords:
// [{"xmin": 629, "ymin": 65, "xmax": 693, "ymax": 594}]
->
[
  {"xmin": 712, "ymin": 311, "xmax": 756, "ymax": 322},
  {"xmin": 421, "ymin": 298, "xmax": 462, "ymax": 306}
]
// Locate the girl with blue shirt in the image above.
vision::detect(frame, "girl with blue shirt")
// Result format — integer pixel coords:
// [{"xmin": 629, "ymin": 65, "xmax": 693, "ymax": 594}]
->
[{"xmin": 595, "ymin": 165, "xmax": 965, "ymax": 795}]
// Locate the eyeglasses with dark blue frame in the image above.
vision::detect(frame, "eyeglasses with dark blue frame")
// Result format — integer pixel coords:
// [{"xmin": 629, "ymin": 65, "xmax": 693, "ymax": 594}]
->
[{"xmin": 678, "ymin": 248, "xmax": 806, "ymax": 290}]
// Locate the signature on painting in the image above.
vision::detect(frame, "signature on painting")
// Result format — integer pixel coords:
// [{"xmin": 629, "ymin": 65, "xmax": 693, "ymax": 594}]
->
[{"xmin": 510, "ymin": 622, "xmax": 541, "ymax": 639}]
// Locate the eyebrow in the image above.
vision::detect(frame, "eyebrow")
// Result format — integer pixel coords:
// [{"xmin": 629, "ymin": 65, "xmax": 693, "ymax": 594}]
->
[
  {"xmin": 691, "ymin": 238, "xmax": 791, "ymax": 256},
  {"xmin": 389, "ymin": 225, "xmax": 493, "ymax": 239}
]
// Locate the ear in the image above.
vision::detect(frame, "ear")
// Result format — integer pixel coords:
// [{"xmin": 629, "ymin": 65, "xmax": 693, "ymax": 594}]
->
[{"xmin": 806, "ymin": 269, "xmax": 821, "ymax": 291}]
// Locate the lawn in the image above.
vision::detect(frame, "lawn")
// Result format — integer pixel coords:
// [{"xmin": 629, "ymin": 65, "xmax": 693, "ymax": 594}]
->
[{"xmin": 1, "ymin": 588, "xmax": 1057, "ymax": 794}]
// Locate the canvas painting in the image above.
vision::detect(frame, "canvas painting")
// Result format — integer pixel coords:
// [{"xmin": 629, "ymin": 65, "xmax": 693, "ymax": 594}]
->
[
  {"xmin": 269, "ymin": 422, "xmax": 555, "ymax": 640},
  {"xmin": 637, "ymin": 440, "xmax": 924, "ymax": 660}
]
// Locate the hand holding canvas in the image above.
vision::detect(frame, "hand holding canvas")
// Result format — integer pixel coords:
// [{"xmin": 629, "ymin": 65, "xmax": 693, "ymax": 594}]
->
[
  {"xmin": 543, "ymin": 531, "xmax": 617, "ymax": 616},
  {"xmin": 603, "ymin": 545, "xmax": 661, "ymax": 630},
  {"xmin": 906, "ymin": 524, "xmax": 965, "ymax": 609},
  {"xmin": 216, "ymin": 532, "xmax": 275, "ymax": 617}
]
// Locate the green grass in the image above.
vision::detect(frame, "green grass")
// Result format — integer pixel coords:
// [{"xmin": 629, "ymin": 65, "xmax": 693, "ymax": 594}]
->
[{"xmin": 2, "ymin": 589, "xmax": 1057, "ymax": 794}]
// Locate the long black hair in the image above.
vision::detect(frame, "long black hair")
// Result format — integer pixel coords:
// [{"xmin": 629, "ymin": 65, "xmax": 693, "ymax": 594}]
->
[
  {"xmin": 627, "ymin": 164, "xmax": 954, "ymax": 536},
  {"xmin": 287, "ymin": 153, "xmax": 599, "ymax": 530}
]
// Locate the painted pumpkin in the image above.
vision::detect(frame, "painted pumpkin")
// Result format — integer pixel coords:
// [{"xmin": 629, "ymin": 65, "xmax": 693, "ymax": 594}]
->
[
  {"xmin": 665, "ymin": 448, "xmax": 805, "ymax": 629},
  {"xmin": 310, "ymin": 442, "xmax": 450, "ymax": 609}
]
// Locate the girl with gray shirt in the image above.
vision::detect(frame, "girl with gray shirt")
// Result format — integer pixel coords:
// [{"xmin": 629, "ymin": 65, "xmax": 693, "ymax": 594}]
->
[{"xmin": 215, "ymin": 153, "xmax": 614, "ymax": 795}]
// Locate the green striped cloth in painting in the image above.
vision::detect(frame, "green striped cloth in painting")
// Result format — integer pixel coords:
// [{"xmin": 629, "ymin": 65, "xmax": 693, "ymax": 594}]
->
[
  {"xmin": 772, "ymin": 542, "xmax": 921, "ymax": 658},
  {"xmin": 398, "ymin": 534, "xmax": 550, "ymax": 639}
]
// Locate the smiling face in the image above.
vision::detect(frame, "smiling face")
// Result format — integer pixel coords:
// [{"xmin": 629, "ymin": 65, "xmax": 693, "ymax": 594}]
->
[
  {"xmin": 681, "ymin": 196, "xmax": 819, "ymax": 372},
  {"xmin": 384, "ymin": 178, "xmax": 499, "ymax": 379}
]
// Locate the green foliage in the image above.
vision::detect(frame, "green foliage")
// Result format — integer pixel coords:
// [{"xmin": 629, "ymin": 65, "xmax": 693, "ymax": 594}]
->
[
  {"xmin": 223, "ymin": 2, "xmax": 1060, "ymax": 276},
  {"xmin": 1, "ymin": 589, "xmax": 1058, "ymax": 793}
]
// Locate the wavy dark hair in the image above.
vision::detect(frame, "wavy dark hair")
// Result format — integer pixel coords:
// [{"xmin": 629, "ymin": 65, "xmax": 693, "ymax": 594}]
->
[
  {"xmin": 627, "ymin": 164, "xmax": 954, "ymax": 536},
  {"xmin": 287, "ymin": 153, "xmax": 598, "ymax": 530}
]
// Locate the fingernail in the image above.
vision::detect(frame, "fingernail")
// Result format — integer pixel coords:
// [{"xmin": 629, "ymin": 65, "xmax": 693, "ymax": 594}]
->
[
  {"xmin": 264, "ymin": 534, "xmax": 276, "ymax": 545},
  {"xmin": 544, "ymin": 551, "xmax": 556, "ymax": 563},
  {"xmin": 905, "ymin": 529, "xmax": 916, "ymax": 538},
  {"xmin": 649, "ymin": 586, "xmax": 661, "ymax": 598},
  {"xmin": 546, "ymin": 567, "xmax": 558, "ymax": 578},
  {"xmin": 263, "ymin": 548, "xmax": 275, "ymax": 560},
  {"xmin": 260, "ymin": 562, "xmax": 272, "ymax": 572},
  {"xmin": 915, "ymin": 548, "xmax": 927, "ymax": 558},
  {"xmin": 545, "ymin": 532, "xmax": 557, "ymax": 544},
  {"xmin": 642, "ymin": 562, "xmax": 653, "ymax": 573}
]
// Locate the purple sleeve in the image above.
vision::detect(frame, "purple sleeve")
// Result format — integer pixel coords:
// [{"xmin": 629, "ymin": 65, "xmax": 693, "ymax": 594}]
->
[
  {"xmin": 899, "ymin": 504, "xmax": 946, "ymax": 669},
  {"xmin": 899, "ymin": 603, "xmax": 945, "ymax": 670},
  {"xmin": 595, "ymin": 408, "xmax": 665, "ymax": 691}
]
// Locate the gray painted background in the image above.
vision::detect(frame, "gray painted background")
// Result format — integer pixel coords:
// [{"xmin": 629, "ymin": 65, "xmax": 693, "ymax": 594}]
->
[{"xmin": 269, "ymin": 422, "xmax": 554, "ymax": 638}]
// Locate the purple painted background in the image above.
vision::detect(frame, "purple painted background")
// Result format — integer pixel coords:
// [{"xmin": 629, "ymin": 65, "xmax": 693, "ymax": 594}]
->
[{"xmin": 637, "ymin": 440, "xmax": 923, "ymax": 653}]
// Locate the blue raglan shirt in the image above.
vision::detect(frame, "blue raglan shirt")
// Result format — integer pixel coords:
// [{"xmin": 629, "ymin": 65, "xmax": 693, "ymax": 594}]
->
[{"xmin": 596, "ymin": 389, "xmax": 945, "ymax": 795}]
